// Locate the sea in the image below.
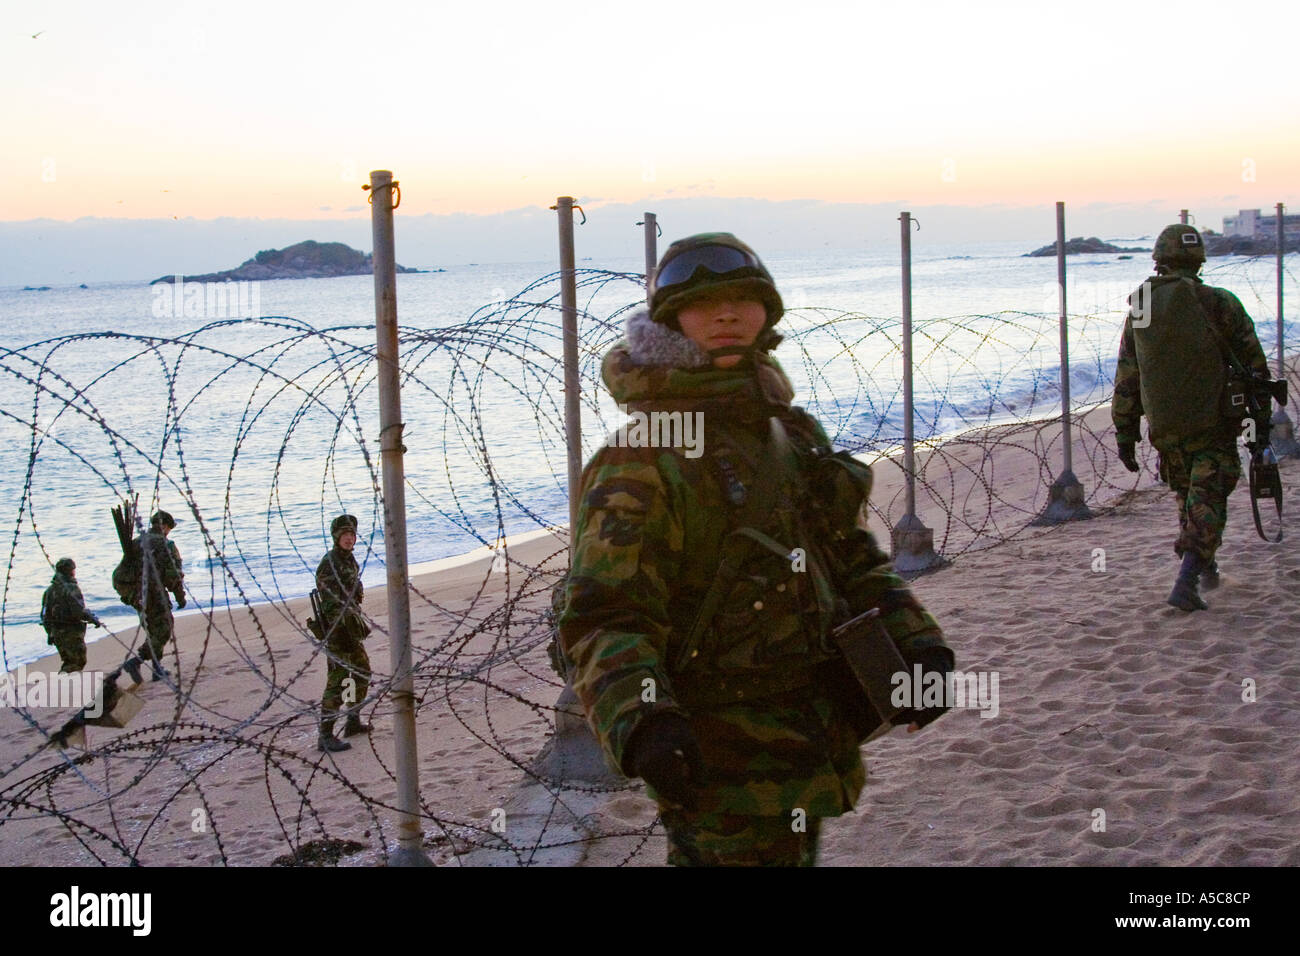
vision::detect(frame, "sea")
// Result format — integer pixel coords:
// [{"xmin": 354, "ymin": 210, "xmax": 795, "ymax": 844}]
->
[{"xmin": 1, "ymin": 240, "xmax": 1292, "ymax": 668}]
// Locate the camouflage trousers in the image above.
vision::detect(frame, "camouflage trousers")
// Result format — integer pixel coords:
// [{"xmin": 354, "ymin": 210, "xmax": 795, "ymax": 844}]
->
[
  {"xmin": 134, "ymin": 601, "xmax": 175, "ymax": 663},
  {"xmin": 1158, "ymin": 439, "xmax": 1241, "ymax": 562},
  {"xmin": 321, "ymin": 634, "xmax": 370, "ymax": 722},
  {"xmin": 47, "ymin": 626, "xmax": 87, "ymax": 673},
  {"xmin": 660, "ymin": 808, "xmax": 822, "ymax": 867}
]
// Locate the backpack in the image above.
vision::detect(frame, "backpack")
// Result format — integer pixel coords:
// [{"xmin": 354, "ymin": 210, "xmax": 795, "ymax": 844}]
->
[{"xmin": 112, "ymin": 538, "xmax": 142, "ymax": 606}]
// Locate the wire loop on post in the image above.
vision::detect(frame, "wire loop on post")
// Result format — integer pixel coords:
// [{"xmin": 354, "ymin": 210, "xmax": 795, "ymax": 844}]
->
[{"xmin": 362, "ymin": 181, "xmax": 401, "ymax": 209}]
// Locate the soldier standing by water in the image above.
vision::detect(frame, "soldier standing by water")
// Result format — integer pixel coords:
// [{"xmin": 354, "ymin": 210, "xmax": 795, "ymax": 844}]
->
[
  {"xmin": 40, "ymin": 558, "xmax": 103, "ymax": 672},
  {"xmin": 558, "ymin": 233, "xmax": 955, "ymax": 866},
  {"xmin": 118, "ymin": 510, "xmax": 185, "ymax": 683},
  {"xmin": 1112, "ymin": 224, "xmax": 1270, "ymax": 611},
  {"xmin": 316, "ymin": 514, "xmax": 372, "ymax": 753}
]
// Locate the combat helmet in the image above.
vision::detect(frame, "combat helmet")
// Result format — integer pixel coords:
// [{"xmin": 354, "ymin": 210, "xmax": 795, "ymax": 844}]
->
[
  {"xmin": 649, "ymin": 233, "xmax": 784, "ymax": 330},
  {"xmin": 150, "ymin": 510, "xmax": 177, "ymax": 531},
  {"xmin": 1152, "ymin": 224, "xmax": 1206, "ymax": 267},
  {"xmin": 55, "ymin": 557, "xmax": 76, "ymax": 576},
  {"xmin": 331, "ymin": 514, "xmax": 358, "ymax": 541}
]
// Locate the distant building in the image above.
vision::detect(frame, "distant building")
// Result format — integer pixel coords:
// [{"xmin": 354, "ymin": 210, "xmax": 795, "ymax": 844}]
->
[{"xmin": 1223, "ymin": 208, "xmax": 1300, "ymax": 241}]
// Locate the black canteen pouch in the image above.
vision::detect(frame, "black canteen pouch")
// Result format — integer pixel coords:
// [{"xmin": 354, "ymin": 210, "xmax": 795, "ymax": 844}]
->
[{"xmin": 822, "ymin": 608, "xmax": 909, "ymax": 742}]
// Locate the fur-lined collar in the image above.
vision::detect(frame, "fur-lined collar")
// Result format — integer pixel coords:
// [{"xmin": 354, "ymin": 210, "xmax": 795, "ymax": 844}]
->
[
  {"xmin": 623, "ymin": 309, "xmax": 712, "ymax": 369},
  {"xmin": 601, "ymin": 309, "xmax": 796, "ymax": 409}
]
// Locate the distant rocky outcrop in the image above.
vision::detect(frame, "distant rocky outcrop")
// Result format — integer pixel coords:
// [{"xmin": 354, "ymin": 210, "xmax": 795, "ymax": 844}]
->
[
  {"xmin": 150, "ymin": 240, "xmax": 423, "ymax": 284},
  {"xmin": 1024, "ymin": 237, "xmax": 1150, "ymax": 257}
]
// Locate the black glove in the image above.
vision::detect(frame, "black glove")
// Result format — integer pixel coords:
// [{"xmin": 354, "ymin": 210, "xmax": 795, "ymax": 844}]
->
[
  {"xmin": 1117, "ymin": 441, "xmax": 1139, "ymax": 473},
  {"xmin": 891, "ymin": 646, "xmax": 955, "ymax": 731},
  {"xmin": 175, "ymin": 594, "xmax": 187, "ymax": 609},
  {"xmin": 91, "ymin": 615, "xmax": 103, "ymax": 628},
  {"xmin": 626, "ymin": 713, "xmax": 704, "ymax": 811}
]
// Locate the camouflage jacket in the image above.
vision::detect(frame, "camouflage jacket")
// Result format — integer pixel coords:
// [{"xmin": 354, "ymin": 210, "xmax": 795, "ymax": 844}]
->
[
  {"xmin": 558, "ymin": 310, "xmax": 949, "ymax": 816},
  {"xmin": 1113, "ymin": 272, "xmax": 1269, "ymax": 449},
  {"xmin": 134, "ymin": 531, "xmax": 184, "ymax": 606},
  {"xmin": 40, "ymin": 572, "xmax": 95, "ymax": 631},
  {"xmin": 316, "ymin": 546, "xmax": 368, "ymax": 643}
]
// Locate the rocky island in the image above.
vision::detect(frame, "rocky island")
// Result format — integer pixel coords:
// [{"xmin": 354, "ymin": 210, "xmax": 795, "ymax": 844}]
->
[
  {"xmin": 1024, "ymin": 237, "xmax": 1150, "ymax": 257},
  {"xmin": 150, "ymin": 240, "xmax": 423, "ymax": 284}
]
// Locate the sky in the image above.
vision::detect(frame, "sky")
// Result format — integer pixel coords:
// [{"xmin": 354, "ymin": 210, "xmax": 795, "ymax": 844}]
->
[{"xmin": 1, "ymin": 0, "xmax": 1296, "ymax": 277}]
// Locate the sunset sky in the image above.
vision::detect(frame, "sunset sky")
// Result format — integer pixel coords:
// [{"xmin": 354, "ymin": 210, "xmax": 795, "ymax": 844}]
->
[{"xmin": 4, "ymin": 0, "xmax": 1295, "ymax": 227}]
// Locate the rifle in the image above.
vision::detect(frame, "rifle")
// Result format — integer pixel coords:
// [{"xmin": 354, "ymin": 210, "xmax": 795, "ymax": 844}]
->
[
  {"xmin": 1194, "ymin": 288, "xmax": 1287, "ymax": 543},
  {"xmin": 306, "ymin": 589, "xmax": 326, "ymax": 643},
  {"xmin": 1241, "ymin": 379, "xmax": 1285, "ymax": 543}
]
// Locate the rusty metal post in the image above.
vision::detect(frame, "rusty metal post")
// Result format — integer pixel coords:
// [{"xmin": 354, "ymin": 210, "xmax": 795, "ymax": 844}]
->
[
  {"xmin": 889, "ymin": 212, "xmax": 945, "ymax": 574},
  {"xmin": 368, "ymin": 169, "xmax": 430, "ymax": 866},
  {"xmin": 1033, "ymin": 202, "xmax": 1091, "ymax": 525},
  {"xmin": 1272, "ymin": 201, "xmax": 1299, "ymax": 457}
]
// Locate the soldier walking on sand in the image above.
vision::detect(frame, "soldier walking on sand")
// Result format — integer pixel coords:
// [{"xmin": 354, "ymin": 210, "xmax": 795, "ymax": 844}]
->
[
  {"xmin": 558, "ymin": 233, "xmax": 955, "ymax": 866},
  {"xmin": 316, "ymin": 514, "xmax": 372, "ymax": 753},
  {"xmin": 1112, "ymin": 224, "xmax": 1270, "ymax": 611},
  {"xmin": 40, "ymin": 558, "xmax": 103, "ymax": 673},
  {"xmin": 119, "ymin": 510, "xmax": 186, "ymax": 683}
]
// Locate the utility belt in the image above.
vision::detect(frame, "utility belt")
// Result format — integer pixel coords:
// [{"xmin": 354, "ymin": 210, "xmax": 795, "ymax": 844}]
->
[{"xmin": 672, "ymin": 659, "xmax": 825, "ymax": 709}]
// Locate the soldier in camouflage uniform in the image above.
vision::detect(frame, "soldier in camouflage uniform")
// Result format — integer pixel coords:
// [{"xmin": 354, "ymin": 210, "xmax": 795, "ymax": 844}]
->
[
  {"xmin": 316, "ymin": 514, "xmax": 371, "ymax": 753},
  {"xmin": 1113, "ymin": 224, "xmax": 1269, "ymax": 611},
  {"xmin": 41, "ymin": 558, "xmax": 103, "ymax": 672},
  {"xmin": 121, "ymin": 510, "xmax": 186, "ymax": 683},
  {"xmin": 558, "ymin": 233, "xmax": 954, "ymax": 866}
]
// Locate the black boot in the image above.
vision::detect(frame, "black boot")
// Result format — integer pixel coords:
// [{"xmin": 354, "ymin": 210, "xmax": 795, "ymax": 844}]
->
[
  {"xmin": 343, "ymin": 715, "xmax": 371, "ymax": 737},
  {"xmin": 1168, "ymin": 552, "xmax": 1209, "ymax": 611},
  {"xmin": 122, "ymin": 656, "xmax": 144, "ymax": 685},
  {"xmin": 317, "ymin": 716, "xmax": 350, "ymax": 753},
  {"xmin": 1200, "ymin": 559, "xmax": 1220, "ymax": 591},
  {"xmin": 150, "ymin": 659, "xmax": 170, "ymax": 682}
]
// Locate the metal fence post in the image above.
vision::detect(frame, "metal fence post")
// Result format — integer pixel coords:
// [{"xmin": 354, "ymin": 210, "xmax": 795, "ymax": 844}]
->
[
  {"xmin": 555, "ymin": 197, "xmax": 583, "ymax": 539},
  {"xmin": 640, "ymin": 212, "xmax": 659, "ymax": 305},
  {"xmin": 889, "ymin": 212, "xmax": 944, "ymax": 575},
  {"xmin": 367, "ymin": 169, "xmax": 430, "ymax": 866},
  {"xmin": 532, "ymin": 197, "xmax": 620, "ymax": 786},
  {"xmin": 1271, "ymin": 201, "xmax": 1299, "ymax": 457},
  {"xmin": 1033, "ymin": 201, "xmax": 1092, "ymax": 525}
]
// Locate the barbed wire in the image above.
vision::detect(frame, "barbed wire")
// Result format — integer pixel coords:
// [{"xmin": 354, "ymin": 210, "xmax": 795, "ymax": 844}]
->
[{"xmin": 1, "ymin": 258, "xmax": 1295, "ymax": 865}]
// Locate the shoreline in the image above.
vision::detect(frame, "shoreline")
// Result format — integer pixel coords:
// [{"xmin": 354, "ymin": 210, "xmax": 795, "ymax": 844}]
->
[{"xmin": 1, "ymin": 375, "xmax": 1297, "ymax": 865}]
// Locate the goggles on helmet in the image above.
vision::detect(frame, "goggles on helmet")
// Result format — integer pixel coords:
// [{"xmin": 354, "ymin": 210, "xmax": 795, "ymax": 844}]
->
[{"xmin": 653, "ymin": 244, "xmax": 764, "ymax": 293}]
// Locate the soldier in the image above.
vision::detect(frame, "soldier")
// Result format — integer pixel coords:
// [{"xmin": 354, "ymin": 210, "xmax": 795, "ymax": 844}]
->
[
  {"xmin": 316, "ymin": 514, "xmax": 372, "ymax": 753},
  {"xmin": 1113, "ymin": 224, "xmax": 1269, "ymax": 611},
  {"xmin": 40, "ymin": 558, "xmax": 103, "ymax": 672},
  {"xmin": 558, "ymin": 233, "xmax": 954, "ymax": 866},
  {"xmin": 120, "ymin": 510, "xmax": 186, "ymax": 683}
]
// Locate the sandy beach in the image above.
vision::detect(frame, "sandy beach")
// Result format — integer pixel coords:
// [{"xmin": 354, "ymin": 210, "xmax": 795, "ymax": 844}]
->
[{"xmin": 2, "ymin": 386, "xmax": 1297, "ymax": 866}]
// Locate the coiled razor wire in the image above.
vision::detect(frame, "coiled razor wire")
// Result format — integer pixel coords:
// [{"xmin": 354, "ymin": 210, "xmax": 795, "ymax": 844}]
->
[{"xmin": 0, "ymin": 259, "xmax": 1295, "ymax": 865}]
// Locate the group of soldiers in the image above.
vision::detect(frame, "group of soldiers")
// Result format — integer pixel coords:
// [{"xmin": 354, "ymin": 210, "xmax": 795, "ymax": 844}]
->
[
  {"xmin": 39, "ymin": 509, "xmax": 373, "ymax": 755},
  {"xmin": 35, "ymin": 222, "xmax": 1283, "ymax": 865}
]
